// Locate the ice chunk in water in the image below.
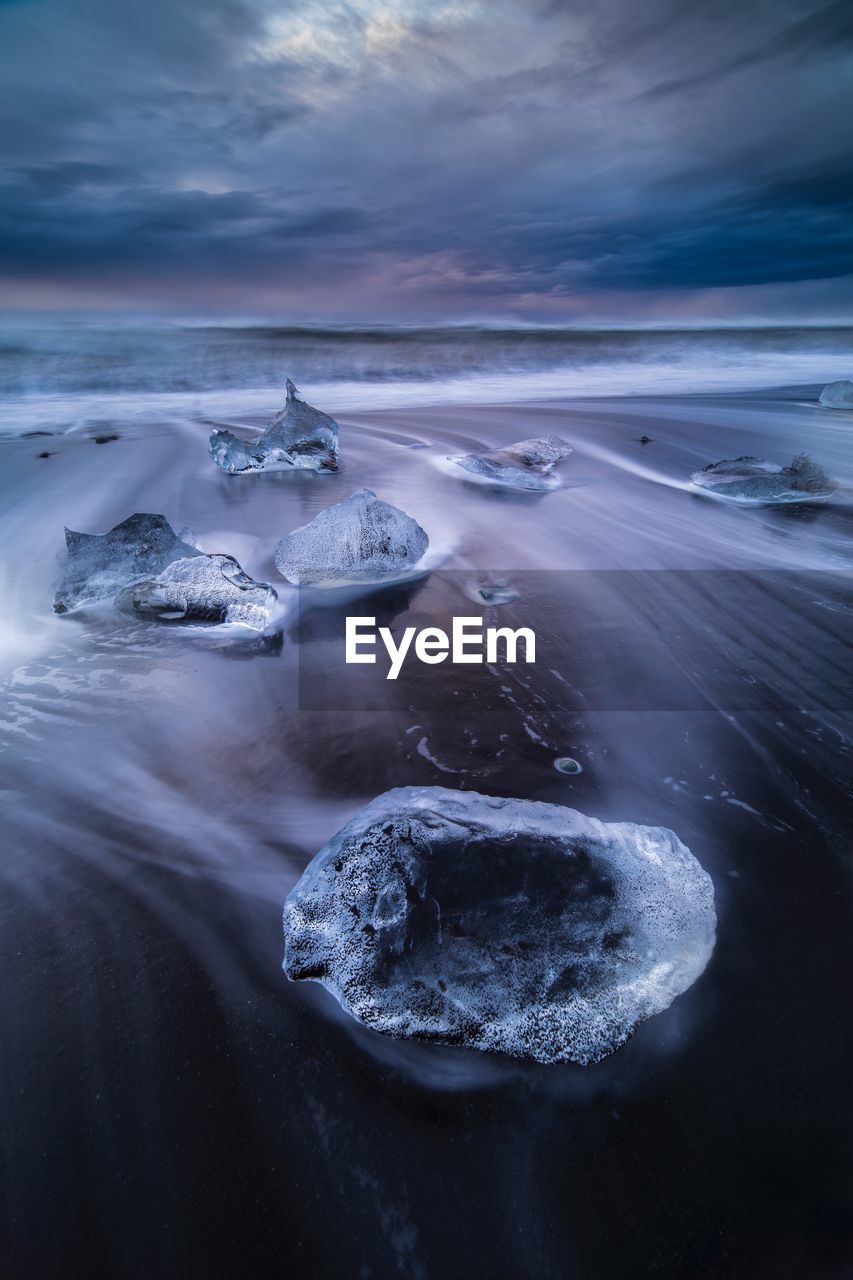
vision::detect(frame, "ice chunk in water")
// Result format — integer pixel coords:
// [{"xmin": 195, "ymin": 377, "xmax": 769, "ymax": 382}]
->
[
  {"xmin": 502, "ymin": 436, "xmax": 574, "ymax": 468},
  {"xmin": 54, "ymin": 513, "xmax": 202, "ymax": 613},
  {"xmin": 119, "ymin": 555, "xmax": 277, "ymax": 630},
  {"xmin": 274, "ymin": 488, "xmax": 429, "ymax": 585},
  {"xmin": 283, "ymin": 786, "xmax": 716, "ymax": 1065},
  {"xmin": 449, "ymin": 434, "xmax": 572, "ymax": 492},
  {"xmin": 209, "ymin": 379, "xmax": 339, "ymax": 474},
  {"xmin": 691, "ymin": 453, "xmax": 835, "ymax": 503},
  {"xmin": 208, "ymin": 431, "xmax": 267, "ymax": 475},
  {"xmin": 819, "ymin": 380, "xmax": 853, "ymax": 409}
]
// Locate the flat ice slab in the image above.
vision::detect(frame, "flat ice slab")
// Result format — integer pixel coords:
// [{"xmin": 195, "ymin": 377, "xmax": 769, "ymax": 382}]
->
[
  {"xmin": 690, "ymin": 453, "xmax": 835, "ymax": 504},
  {"xmin": 283, "ymin": 786, "xmax": 716, "ymax": 1065},
  {"xmin": 448, "ymin": 434, "xmax": 572, "ymax": 492}
]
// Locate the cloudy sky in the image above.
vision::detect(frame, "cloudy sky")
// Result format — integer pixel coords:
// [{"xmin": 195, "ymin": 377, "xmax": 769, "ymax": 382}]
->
[{"xmin": 0, "ymin": 0, "xmax": 851, "ymax": 320}]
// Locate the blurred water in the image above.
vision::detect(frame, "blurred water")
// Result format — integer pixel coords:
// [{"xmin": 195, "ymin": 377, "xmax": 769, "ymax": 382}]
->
[
  {"xmin": 1, "ymin": 318, "xmax": 852, "ymax": 434},
  {"xmin": 1, "ymin": 338, "xmax": 852, "ymax": 1277}
]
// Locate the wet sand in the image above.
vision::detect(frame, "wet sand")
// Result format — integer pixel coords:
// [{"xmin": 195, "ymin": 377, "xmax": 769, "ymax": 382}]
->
[{"xmin": 1, "ymin": 389, "xmax": 852, "ymax": 1277}]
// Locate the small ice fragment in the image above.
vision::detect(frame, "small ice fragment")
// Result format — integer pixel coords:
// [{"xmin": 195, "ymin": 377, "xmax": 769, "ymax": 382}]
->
[
  {"xmin": 690, "ymin": 454, "xmax": 835, "ymax": 503},
  {"xmin": 274, "ymin": 488, "xmax": 428, "ymax": 585},
  {"xmin": 819, "ymin": 380, "xmax": 853, "ymax": 409},
  {"xmin": 282, "ymin": 786, "xmax": 717, "ymax": 1065},
  {"xmin": 501, "ymin": 436, "xmax": 573, "ymax": 468},
  {"xmin": 448, "ymin": 434, "xmax": 572, "ymax": 492},
  {"xmin": 209, "ymin": 379, "xmax": 339, "ymax": 474},
  {"xmin": 555, "ymin": 757, "xmax": 583, "ymax": 775}
]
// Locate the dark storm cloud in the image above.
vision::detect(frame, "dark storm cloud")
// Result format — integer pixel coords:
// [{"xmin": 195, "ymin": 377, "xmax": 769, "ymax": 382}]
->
[
  {"xmin": 451, "ymin": 163, "xmax": 853, "ymax": 293},
  {"xmin": 0, "ymin": 181, "xmax": 369, "ymax": 276},
  {"xmin": 0, "ymin": 0, "xmax": 851, "ymax": 316},
  {"xmin": 9, "ymin": 162, "xmax": 139, "ymax": 195},
  {"xmin": 639, "ymin": 0, "xmax": 853, "ymax": 101},
  {"xmin": 577, "ymin": 173, "xmax": 853, "ymax": 290}
]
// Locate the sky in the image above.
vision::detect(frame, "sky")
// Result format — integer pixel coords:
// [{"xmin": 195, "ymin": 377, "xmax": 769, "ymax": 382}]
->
[{"xmin": 0, "ymin": 0, "xmax": 851, "ymax": 322}]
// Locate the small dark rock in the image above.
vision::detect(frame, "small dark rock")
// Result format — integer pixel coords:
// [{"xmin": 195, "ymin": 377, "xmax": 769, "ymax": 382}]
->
[{"xmin": 93, "ymin": 434, "xmax": 119, "ymax": 444}]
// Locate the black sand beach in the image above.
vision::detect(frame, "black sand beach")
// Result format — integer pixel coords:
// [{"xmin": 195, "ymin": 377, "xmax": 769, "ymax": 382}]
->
[{"xmin": 1, "ymin": 382, "xmax": 852, "ymax": 1277}]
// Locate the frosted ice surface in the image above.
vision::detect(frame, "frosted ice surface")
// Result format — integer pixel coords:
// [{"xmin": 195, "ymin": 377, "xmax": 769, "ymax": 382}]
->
[
  {"xmin": 208, "ymin": 431, "xmax": 267, "ymax": 475},
  {"xmin": 209, "ymin": 379, "xmax": 339, "ymax": 474},
  {"xmin": 819, "ymin": 380, "xmax": 853, "ymax": 409},
  {"xmin": 502, "ymin": 436, "xmax": 574, "ymax": 467},
  {"xmin": 283, "ymin": 786, "xmax": 716, "ymax": 1065},
  {"xmin": 121, "ymin": 554, "xmax": 277, "ymax": 629},
  {"xmin": 274, "ymin": 488, "xmax": 429, "ymax": 585},
  {"xmin": 54, "ymin": 513, "xmax": 202, "ymax": 613},
  {"xmin": 449, "ymin": 434, "xmax": 572, "ymax": 491},
  {"xmin": 691, "ymin": 453, "xmax": 835, "ymax": 503}
]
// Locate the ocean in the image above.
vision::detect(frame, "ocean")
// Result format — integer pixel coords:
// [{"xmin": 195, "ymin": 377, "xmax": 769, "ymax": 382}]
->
[{"xmin": 1, "ymin": 318, "xmax": 853, "ymax": 432}]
